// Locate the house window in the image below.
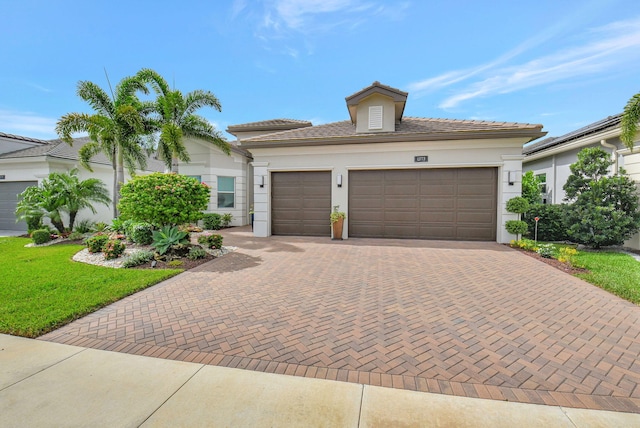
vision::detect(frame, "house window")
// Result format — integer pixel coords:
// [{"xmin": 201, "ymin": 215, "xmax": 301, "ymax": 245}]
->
[
  {"xmin": 217, "ymin": 176, "xmax": 235, "ymax": 208},
  {"xmin": 536, "ymin": 173, "xmax": 547, "ymax": 194},
  {"xmin": 368, "ymin": 105, "xmax": 383, "ymax": 130}
]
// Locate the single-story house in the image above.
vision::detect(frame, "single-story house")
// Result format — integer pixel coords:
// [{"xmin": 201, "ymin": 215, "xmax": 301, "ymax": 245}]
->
[
  {"xmin": 234, "ymin": 81, "xmax": 546, "ymax": 243},
  {"xmin": 523, "ymin": 113, "xmax": 640, "ymax": 249},
  {"xmin": 175, "ymin": 137, "xmax": 253, "ymax": 227}
]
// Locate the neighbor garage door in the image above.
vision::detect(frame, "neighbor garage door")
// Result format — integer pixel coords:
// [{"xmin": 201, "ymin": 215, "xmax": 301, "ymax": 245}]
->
[
  {"xmin": 0, "ymin": 181, "xmax": 37, "ymax": 231},
  {"xmin": 349, "ymin": 168, "xmax": 497, "ymax": 240},
  {"xmin": 271, "ymin": 171, "xmax": 331, "ymax": 236}
]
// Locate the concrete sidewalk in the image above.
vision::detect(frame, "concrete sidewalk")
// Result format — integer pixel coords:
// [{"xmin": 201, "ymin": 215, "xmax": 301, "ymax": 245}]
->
[{"xmin": 1, "ymin": 335, "xmax": 638, "ymax": 427}]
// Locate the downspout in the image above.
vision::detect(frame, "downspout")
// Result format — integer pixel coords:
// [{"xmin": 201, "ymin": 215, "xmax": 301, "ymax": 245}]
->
[{"xmin": 600, "ymin": 139, "xmax": 619, "ymax": 174}]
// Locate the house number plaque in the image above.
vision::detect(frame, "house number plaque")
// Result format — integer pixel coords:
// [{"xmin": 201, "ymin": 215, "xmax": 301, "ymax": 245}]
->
[{"xmin": 414, "ymin": 156, "xmax": 428, "ymax": 163}]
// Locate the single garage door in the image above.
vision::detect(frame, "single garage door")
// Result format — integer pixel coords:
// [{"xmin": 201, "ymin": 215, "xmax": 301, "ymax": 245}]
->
[
  {"xmin": 349, "ymin": 168, "xmax": 497, "ymax": 241},
  {"xmin": 271, "ymin": 171, "xmax": 331, "ymax": 236},
  {"xmin": 0, "ymin": 181, "xmax": 37, "ymax": 231}
]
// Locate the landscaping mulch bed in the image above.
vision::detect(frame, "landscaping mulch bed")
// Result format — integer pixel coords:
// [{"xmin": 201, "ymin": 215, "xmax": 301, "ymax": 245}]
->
[
  {"xmin": 128, "ymin": 254, "xmax": 216, "ymax": 270},
  {"xmin": 512, "ymin": 247, "xmax": 589, "ymax": 275}
]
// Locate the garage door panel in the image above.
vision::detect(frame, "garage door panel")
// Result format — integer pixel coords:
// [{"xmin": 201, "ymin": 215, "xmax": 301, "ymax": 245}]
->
[
  {"xmin": 349, "ymin": 168, "xmax": 496, "ymax": 240},
  {"xmin": 0, "ymin": 181, "xmax": 38, "ymax": 231},
  {"xmin": 271, "ymin": 171, "xmax": 331, "ymax": 236}
]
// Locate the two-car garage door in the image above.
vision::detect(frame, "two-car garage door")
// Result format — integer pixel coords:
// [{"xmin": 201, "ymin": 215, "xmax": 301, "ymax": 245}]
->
[
  {"xmin": 270, "ymin": 168, "xmax": 497, "ymax": 241},
  {"xmin": 349, "ymin": 168, "xmax": 497, "ymax": 240}
]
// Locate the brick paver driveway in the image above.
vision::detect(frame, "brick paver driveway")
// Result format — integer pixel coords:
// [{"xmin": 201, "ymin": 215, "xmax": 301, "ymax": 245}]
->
[{"xmin": 42, "ymin": 227, "xmax": 640, "ymax": 412}]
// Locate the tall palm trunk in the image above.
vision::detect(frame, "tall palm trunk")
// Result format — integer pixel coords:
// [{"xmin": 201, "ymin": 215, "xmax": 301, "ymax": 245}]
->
[{"xmin": 171, "ymin": 155, "xmax": 179, "ymax": 173}]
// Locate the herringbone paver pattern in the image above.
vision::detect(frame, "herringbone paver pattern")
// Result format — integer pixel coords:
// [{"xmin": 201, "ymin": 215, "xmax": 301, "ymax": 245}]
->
[{"xmin": 41, "ymin": 227, "xmax": 640, "ymax": 412}]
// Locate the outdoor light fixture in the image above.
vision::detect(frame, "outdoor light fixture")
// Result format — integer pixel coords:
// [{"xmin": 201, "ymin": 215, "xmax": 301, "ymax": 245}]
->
[
  {"xmin": 508, "ymin": 171, "xmax": 515, "ymax": 186},
  {"xmin": 337, "ymin": 174, "xmax": 343, "ymax": 188},
  {"xmin": 259, "ymin": 175, "xmax": 265, "ymax": 188},
  {"xmin": 151, "ymin": 260, "xmax": 157, "ymax": 268}
]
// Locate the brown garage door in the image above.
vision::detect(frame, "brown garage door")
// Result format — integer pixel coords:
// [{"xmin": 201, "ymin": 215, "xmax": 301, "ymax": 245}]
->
[
  {"xmin": 271, "ymin": 171, "xmax": 331, "ymax": 236},
  {"xmin": 349, "ymin": 168, "xmax": 497, "ymax": 240}
]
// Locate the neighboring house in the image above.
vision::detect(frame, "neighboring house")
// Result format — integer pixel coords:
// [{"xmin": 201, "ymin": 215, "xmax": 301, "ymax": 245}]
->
[
  {"xmin": 0, "ymin": 133, "xmax": 164, "ymax": 231},
  {"xmin": 522, "ymin": 114, "xmax": 628, "ymax": 204},
  {"xmin": 176, "ymin": 138, "xmax": 253, "ymax": 227},
  {"xmin": 235, "ymin": 81, "xmax": 546, "ymax": 243},
  {"xmin": 523, "ymin": 114, "xmax": 640, "ymax": 249}
]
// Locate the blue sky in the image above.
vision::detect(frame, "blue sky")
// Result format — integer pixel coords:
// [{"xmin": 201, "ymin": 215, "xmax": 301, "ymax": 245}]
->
[{"xmin": 1, "ymin": 0, "xmax": 639, "ymax": 142}]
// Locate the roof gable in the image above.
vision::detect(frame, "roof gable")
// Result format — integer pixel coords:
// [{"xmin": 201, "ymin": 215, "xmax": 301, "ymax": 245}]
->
[{"xmin": 345, "ymin": 81, "xmax": 408, "ymax": 125}]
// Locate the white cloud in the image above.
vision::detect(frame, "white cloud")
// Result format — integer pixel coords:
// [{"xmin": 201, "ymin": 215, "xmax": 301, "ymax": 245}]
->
[
  {"xmin": 408, "ymin": 15, "xmax": 640, "ymax": 110},
  {"xmin": 0, "ymin": 110, "xmax": 58, "ymax": 139}
]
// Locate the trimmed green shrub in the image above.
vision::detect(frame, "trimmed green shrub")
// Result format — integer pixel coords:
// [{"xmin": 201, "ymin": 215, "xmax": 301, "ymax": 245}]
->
[
  {"xmin": 130, "ymin": 222, "xmax": 153, "ymax": 245},
  {"xmin": 198, "ymin": 234, "xmax": 223, "ymax": 249},
  {"xmin": 103, "ymin": 239, "xmax": 126, "ymax": 260},
  {"xmin": 505, "ymin": 220, "xmax": 528, "ymax": 236},
  {"xmin": 187, "ymin": 246, "xmax": 207, "ymax": 260},
  {"xmin": 523, "ymin": 204, "xmax": 570, "ymax": 241},
  {"xmin": 221, "ymin": 213, "xmax": 233, "ymax": 227},
  {"xmin": 202, "ymin": 213, "xmax": 223, "ymax": 230},
  {"xmin": 506, "ymin": 196, "xmax": 530, "ymax": 214},
  {"xmin": 85, "ymin": 233, "xmax": 109, "ymax": 253},
  {"xmin": 119, "ymin": 173, "xmax": 210, "ymax": 227},
  {"xmin": 152, "ymin": 226, "xmax": 189, "ymax": 255},
  {"xmin": 122, "ymin": 250, "xmax": 154, "ymax": 268},
  {"xmin": 32, "ymin": 229, "xmax": 52, "ymax": 245}
]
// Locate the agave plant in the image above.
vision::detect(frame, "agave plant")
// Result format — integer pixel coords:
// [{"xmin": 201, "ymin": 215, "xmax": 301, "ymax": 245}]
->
[{"xmin": 151, "ymin": 226, "xmax": 189, "ymax": 255}]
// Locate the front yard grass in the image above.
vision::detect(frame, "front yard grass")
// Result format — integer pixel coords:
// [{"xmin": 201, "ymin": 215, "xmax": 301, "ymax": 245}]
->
[
  {"xmin": 0, "ymin": 237, "xmax": 181, "ymax": 338},
  {"xmin": 575, "ymin": 251, "xmax": 640, "ymax": 305}
]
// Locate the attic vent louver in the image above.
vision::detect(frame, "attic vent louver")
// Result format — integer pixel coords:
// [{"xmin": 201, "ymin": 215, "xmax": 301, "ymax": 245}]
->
[{"xmin": 368, "ymin": 105, "xmax": 383, "ymax": 130}]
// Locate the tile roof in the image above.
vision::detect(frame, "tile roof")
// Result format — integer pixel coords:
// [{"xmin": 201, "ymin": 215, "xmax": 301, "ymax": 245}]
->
[
  {"xmin": 0, "ymin": 131, "xmax": 50, "ymax": 145},
  {"xmin": 0, "ymin": 136, "xmax": 166, "ymax": 171},
  {"xmin": 239, "ymin": 117, "xmax": 545, "ymax": 146},
  {"xmin": 523, "ymin": 114, "xmax": 621, "ymax": 155},
  {"xmin": 227, "ymin": 118, "xmax": 312, "ymax": 132}
]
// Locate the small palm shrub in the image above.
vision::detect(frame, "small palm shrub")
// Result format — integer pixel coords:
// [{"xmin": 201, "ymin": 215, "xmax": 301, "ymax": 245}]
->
[
  {"xmin": 85, "ymin": 233, "xmax": 109, "ymax": 253},
  {"xmin": 152, "ymin": 226, "xmax": 189, "ymax": 255},
  {"xmin": 122, "ymin": 250, "xmax": 155, "ymax": 268},
  {"xmin": 130, "ymin": 222, "xmax": 154, "ymax": 245},
  {"xmin": 32, "ymin": 229, "xmax": 52, "ymax": 245},
  {"xmin": 92, "ymin": 222, "xmax": 109, "ymax": 233},
  {"xmin": 221, "ymin": 213, "xmax": 233, "ymax": 227},
  {"xmin": 187, "ymin": 246, "xmax": 207, "ymax": 260},
  {"xmin": 74, "ymin": 219, "xmax": 95, "ymax": 234},
  {"xmin": 103, "ymin": 239, "xmax": 126, "ymax": 260},
  {"xmin": 198, "ymin": 233, "xmax": 223, "ymax": 249}
]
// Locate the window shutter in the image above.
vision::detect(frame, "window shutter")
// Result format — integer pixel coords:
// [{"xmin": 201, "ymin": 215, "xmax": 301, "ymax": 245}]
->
[{"xmin": 369, "ymin": 105, "xmax": 383, "ymax": 130}]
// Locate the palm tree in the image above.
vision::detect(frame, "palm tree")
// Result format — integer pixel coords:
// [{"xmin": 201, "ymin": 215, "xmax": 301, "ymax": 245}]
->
[
  {"xmin": 56, "ymin": 73, "xmax": 152, "ymax": 216},
  {"xmin": 137, "ymin": 68, "xmax": 230, "ymax": 172},
  {"xmin": 16, "ymin": 169, "xmax": 111, "ymax": 233},
  {"xmin": 621, "ymin": 92, "xmax": 640, "ymax": 150}
]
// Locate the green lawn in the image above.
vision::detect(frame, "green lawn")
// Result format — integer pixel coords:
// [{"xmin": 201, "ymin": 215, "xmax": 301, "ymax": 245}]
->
[
  {"xmin": 0, "ymin": 237, "xmax": 181, "ymax": 337},
  {"xmin": 575, "ymin": 251, "xmax": 640, "ymax": 305}
]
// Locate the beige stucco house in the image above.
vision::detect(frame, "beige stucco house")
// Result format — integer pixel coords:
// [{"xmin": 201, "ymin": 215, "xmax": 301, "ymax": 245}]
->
[
  {"xmin": 523, "ymin": 114, "xmax": 640, "ymax": 249},
  {"xmin": 234, "ymin": 82, "xmax": 546, "ymax": 243}
]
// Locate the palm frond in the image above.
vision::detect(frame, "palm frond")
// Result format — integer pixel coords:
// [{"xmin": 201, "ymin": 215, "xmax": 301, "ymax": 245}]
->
[
  {"xmin": 183, "ymin": 90, "xmax": 222, "ymax": 117},
  {"xmin": 182, "ymin": 115, "xmax": 230, "ymax": 155},
  {"xmin": 55, "ymin": 113, "xmax": 94, "ymax": 143},
  {"xmin": 77, "ymin": 81, "xmax": 115, "ymax": 117},
  {"xmin": 621, "ymin": 92, "xmax": 640, "ymax": 150}
]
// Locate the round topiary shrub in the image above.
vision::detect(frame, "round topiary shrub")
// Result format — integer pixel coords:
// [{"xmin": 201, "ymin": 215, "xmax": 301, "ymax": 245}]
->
[
  {"xmin": 506, "ymin": 196, "xmax": 530, "ymax": 214},
  {"xmin": 31, "ymin": 229, "xmax": 52, "ymax": 245},
  {"xmin": 505, "ymin": 220, "xmax": 528, "ymax": 236}
]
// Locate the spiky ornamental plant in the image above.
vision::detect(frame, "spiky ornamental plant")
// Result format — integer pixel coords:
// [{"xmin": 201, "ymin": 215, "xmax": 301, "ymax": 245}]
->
[
  {"xmin": 56, "ymin": 72, "xmax": 153, "ymax": 216},
  {"xmin": 621, "ymin": 92, "xmax": 640, "ymax": 150},
  {"xmin": 136, "ymin": 68, "xmax": 231, "ymax": 172}
]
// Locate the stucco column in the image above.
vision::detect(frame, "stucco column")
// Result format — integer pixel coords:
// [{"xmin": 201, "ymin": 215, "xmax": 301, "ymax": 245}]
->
[
  {"xmin": 499, "ymin": 155, "xmax": 525, "ymax": 243},
  {"xmin": 619, "ymin": 146, "xmax": 640, "ymax": 250},
  {"xmin": 332, "ymin": 168, "xmax": 349, "ymax": 238},
  {"xmin": 251, "ymin": 162, "xmax": 269, "ymax": 237}
]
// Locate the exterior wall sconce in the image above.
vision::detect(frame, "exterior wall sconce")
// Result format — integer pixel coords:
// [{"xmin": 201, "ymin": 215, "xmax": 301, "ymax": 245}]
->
[
  {"xmin": 337, "ymin": 174, "xmax": 343, "ymax": 188},
  {"xmin": 508, "ymin": 171, "xmax": 515, "ymax": 186},
  {"xmin": 259, "ymin": 175, "xmax": 265, "ymax": 188}
]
